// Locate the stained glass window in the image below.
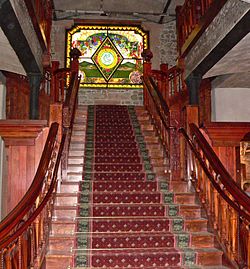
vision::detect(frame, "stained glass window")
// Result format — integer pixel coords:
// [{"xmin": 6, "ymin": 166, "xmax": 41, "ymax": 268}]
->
[{"xmin": 66, "ymin": 25, "xmax": 148, "ymax": 88}]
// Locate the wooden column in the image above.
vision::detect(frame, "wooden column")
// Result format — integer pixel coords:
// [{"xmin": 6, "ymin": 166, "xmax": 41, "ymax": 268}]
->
[
  {"xmin": 0, "ymin": 120, "xmax": 48, "ymax": 216},
  {"xmin": 182, "ymin": 105, "xmax": 199, "ymax": 179}
]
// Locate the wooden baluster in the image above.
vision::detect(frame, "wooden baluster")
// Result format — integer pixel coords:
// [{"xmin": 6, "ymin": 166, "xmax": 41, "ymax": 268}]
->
[
  {"xmin": 213, "ymin": 190, "xmax": 219, "ymax": 230},
  {"xmin": 231, "ymin": 210, "xmax": 238, "ymax": 261}
]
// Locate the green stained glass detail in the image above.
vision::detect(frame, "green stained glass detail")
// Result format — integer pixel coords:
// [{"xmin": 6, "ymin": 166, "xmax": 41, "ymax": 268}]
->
[{"xmin": 92, "ymin": 37, "xmax": 123, "ymax": 81}]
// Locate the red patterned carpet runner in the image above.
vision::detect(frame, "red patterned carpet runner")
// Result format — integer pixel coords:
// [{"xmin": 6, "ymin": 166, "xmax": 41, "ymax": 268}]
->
[{"xmin": 75, "ymin": 105, "xmax": 198, "ymax": 268}]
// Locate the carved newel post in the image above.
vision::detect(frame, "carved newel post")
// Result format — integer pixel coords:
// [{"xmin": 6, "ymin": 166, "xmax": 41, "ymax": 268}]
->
[
  {"xmin": 70, "ymin": 47, "xmax": 81, "ymax": 73},
  {"xmin": 142, "ymin": 49, "xmax": 153, "ymax": 107}
]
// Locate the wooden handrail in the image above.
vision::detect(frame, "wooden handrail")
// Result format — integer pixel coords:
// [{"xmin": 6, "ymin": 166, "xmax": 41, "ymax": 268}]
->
[
  {"xmin": 180, "ymin": 124, "xmax": 250, "ymax": 268},
  {"xmin": 0, "ymin": 122, "xmax": 58, "ymax": 238},
  {"xmin": 179, "ymin": 126, "xmax": 250, "ymax": 220},
  {"xmin": 189, "ymin": 124, "xmax": 250, "ymax": 212},
  {"xmin": 149, "ymin": 65, "xmax": 187, "ymax": 107},
  {"xmin": 0, "ymin": 71, "xmax": 81, "ymax": 268}
]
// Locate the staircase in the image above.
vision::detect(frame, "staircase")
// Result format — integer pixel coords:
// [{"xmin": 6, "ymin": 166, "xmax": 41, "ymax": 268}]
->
[{"xmin": 46, "ymin": 105, "xmax": 230, "ymax": 269}]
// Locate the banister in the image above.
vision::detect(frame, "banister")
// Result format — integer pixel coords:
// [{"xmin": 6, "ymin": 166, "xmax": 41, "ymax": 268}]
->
[
  {"xmin": 189, "ymin": 123, "xmax": 250, "ymax": 212},
  {"xmin": 0, "ymin": 122, "xmax": 58, "ymax": 237},
  {"xmin": 0, "ymin": 129, "xmax": 65, "ymax": 249},
  {"xmin": 0, "ymin": 70, "xmax": 81, "ymax": 268},
  {"xmin": 180, "ymin": 124, "xmax": 250, "ymax": 268},
  {"xmin": 179, "ymin": 126, "xmax": 250, "ymax": 221}
]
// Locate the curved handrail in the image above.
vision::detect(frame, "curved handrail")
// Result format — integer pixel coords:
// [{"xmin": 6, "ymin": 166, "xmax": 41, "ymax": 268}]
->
[
  {"xmin": 0, "ymin": 122, "xmax": 58, "ymax": 238},
  {"xmin": 0, "ymin": 130, "xmax": 65, "ymax": 249},
  {"xmin": 0, "ymin": 72, "xmax": 81, "ymax": 268},
  {"xmin": 179, "ymin": 126, "xmax": 250, "ymax": 221}
]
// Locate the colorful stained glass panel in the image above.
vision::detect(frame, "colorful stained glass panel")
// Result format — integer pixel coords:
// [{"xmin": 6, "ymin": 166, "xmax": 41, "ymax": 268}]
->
[{"xmin": 66, "ymin": 25, "xmax": 148, "ymax": 89}]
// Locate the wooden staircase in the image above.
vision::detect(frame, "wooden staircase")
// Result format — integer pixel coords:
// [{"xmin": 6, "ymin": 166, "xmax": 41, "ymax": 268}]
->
[{"xmin": 45, "ymin": 105, "xmax": 231, "ymax": 269}]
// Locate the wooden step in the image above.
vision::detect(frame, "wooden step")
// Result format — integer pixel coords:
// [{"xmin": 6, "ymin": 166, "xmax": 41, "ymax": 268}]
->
[
  {"xmin": 46, "ymin": 251, "xmax": 73, "ymax": 269},
  {"xmin": 51, "ymin": 218, "xmax": 76, "ymax": 235},
  {"xmin": 67, "ymin": 164, "xmax": 83, "ymax": 173},
  {"xmin": 60, "ymin": 181, "xmax": 79, "ymax": 193},
  {"xmin": 68, "ymin": 156, "xmax": 84, "ymax": 165},
  {"xmin": 55, "ymin": 193, "xmax": 78, "ymax": 206},
  {"xmin": 67, "ymin": 172, "xmax": 83, "ymax": 181}
]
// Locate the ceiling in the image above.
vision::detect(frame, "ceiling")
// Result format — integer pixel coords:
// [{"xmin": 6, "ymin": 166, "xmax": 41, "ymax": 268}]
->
[{"xmin": 53, "ymin": 0, "xmax": 185, "ymax": 24}]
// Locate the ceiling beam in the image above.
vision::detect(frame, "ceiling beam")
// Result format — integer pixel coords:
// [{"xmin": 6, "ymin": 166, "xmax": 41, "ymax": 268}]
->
[
  {"xmin": 0, "ymin": 0, "xmax": 41, "ymax": 74},
  {"xmin": 159, "ymin": 0, "xmax": 172, "ymax": 24}
]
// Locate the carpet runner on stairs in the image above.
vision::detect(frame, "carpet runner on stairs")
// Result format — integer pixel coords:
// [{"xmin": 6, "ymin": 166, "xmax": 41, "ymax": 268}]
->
[{"xmin": 74, "ymin": 105, "xmax": 223, "ymax": 269}]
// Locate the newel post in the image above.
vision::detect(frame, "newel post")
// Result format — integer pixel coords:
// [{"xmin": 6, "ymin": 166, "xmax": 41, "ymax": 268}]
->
[
  {"xmin": 142, "ymin": 49, "xmax": 153, "ymax": 107},
  {"xmin": 160, "ymin": 63, "xmax": 169, "ymax": 103},
  {"xmin": 70, "ymin": 47, "xmax": 81, "ymax": 73}
]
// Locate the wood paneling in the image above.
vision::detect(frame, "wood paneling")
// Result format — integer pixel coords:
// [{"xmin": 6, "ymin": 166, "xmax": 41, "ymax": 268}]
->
[{"xmin": 0, "ymin": 120, "xmax": 48, "ymax": 215}]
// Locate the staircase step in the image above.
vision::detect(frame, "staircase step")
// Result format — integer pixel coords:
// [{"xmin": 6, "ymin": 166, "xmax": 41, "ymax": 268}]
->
[
  {"xmin": 68, "ymin": 156, "xmax": 84, "ymax": 165},
  {"xmin": 83, "ymin": 172, "xmax": 153, "ymax": 181},
  {"xmin": 51, "ymin": 219, "xmax": 76, "ymax": 235},
  {"xmin": 46, "ymin": 251, "xmax": 73, "ymax": 269},
  {"xmin": 74, "ymin": 247, "xmax": 223, "ymax": 267},
  {"xmin": 67, "ymin": 172, "xmax": 83, "ymax": 181},
  {"xmin": 77, "ymin": 217, "xmax": 208, "ymax": 233},
  {"xmin": 78, "ymin": 203, "xmax": 201, "ymax": 218},
  {"xmin": 74, "ymin": 232, "xmax": 214, "ymax": 250},
  {"xmin": 68, "ymin": 164, "xmax": 84, "ymax": 173},
  {"xmin": 56, "ymin": 193, "xmax": 78, "ymax": 206},
  {"xmin": 69, "ymin": 150, "xmax": 85, "ymax": 157},
  {"xmin": 60, "ymin": 181, "xmax": 79, "ymax": 193}
]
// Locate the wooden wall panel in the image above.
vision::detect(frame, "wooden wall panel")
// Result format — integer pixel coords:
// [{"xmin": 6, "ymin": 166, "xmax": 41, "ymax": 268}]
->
[{"xmin": 0, "ymin": 121, "xmax": 48, "ymax": 214}]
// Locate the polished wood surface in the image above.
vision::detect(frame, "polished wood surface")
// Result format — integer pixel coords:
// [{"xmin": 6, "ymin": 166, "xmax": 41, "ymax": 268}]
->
[
  {"xmin": 180, "ymin": 124, "xmax": 250, "ymax": 268},
  {"xmin": 0, "ymin": 121, "xmax": 48, "ymax": 215}
]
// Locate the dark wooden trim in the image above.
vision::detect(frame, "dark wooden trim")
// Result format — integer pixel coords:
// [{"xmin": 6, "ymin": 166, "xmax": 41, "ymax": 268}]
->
[
  {"xmin": 201, "ymin": 122, "xmax": 250, "ymax": 146},
  {"xmin": 23, "ymin": 0, "xmax": 47, "ymax": 51},
  {"xmin": 0, "ymin": 120, "xmax": 47, "ymax": 144}
]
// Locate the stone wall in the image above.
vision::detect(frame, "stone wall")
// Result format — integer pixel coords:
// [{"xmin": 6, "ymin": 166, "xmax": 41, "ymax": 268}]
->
[
  {"xmin": 78, "ymin": 88, "xmax": 143, "ymax": 106},
  {"xmin": 159, "ymin": 20, "xmax": 177, "ymax": 67}
]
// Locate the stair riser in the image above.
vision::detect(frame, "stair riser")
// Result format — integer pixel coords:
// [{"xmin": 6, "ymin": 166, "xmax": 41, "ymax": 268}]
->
[
  {"xmin": 68, "ymin": 158, "xmax": 84, "ymax": 165},
  {"xmin": 67, "ymin": 173, "xmax": 82, "ymax": 181},
  {"xmin": 174, "ymin": 194, "xmax": 195, "ymax": 204},
  {"xmin": 197, "ymin": 251, "xmax": 223, "ymax": 266},
  {"xmin": 54, "ymin": 208, "xmax": 77, "ymax": 218},
  {"xmin": 56, "ymin": 196, "xmax": 78, "ymax": 206},
  {"xmin": 46, "ymin": 255, "xmax": 72, "ymax": 269},
  {"xmin": 51, "ymin": 223, "xmax": 76, "ymax": 235},
  {"xmin": 49, "ymin": 238, "xmax": 74, "ymax": 251},
  {"xmin": 69, "ymin": 151, "xmax": 84, "ymax": 157},
  {"xmin": 71, "ymin": 136, "xmax": 86, "ymax": 142},
  {"xmin": 180, "ymin": 207, "xmax": 201, "ymax": 218},
  {"xmin": 67, "ymin": 166, "xmax": 83, "ymax": 173},
  {"xmin": 72, "ymin": 131, "xmax": 86, "ymax": 136},
  {"xmin": 60, "ymin": 183, "xmax": 79, "ymax": 193}
]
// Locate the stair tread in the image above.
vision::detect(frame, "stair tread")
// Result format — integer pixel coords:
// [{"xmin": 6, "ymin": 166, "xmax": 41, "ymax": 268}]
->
[{"xmin": 50, "ymin": 231, "xmax": 214, "ymax": 238}]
